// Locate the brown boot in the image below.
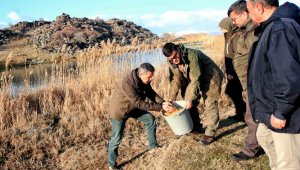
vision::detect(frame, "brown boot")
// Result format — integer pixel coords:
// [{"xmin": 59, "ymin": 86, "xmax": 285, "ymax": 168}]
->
[{"xmin": 199, "ymin": 135, "xmax": 215, "ymax": 145}]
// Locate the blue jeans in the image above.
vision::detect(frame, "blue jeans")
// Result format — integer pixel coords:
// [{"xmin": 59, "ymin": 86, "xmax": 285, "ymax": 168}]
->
[{"xmin": 108, "ymin": 109, "xmax": 158, "ymax": 167}]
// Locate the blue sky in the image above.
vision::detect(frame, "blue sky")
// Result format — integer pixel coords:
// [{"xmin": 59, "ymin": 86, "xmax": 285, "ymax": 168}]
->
[{"xmin": 1, "ymin": 0, "xmax": 299, "ymax": 36}]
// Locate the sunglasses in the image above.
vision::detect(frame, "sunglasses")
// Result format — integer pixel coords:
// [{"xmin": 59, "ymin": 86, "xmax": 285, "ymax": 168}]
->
[
  {"xmin": 231, "ymin": 13, "xmax": 242, "ymax": 22},
  {"xmin": 167, "ymin": 52, "xmax": 179, "ymax": 61}
]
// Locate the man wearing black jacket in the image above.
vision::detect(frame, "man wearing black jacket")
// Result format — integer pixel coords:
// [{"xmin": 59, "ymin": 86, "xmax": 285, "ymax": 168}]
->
[{"xmin": 246, "ymin": 0, "xmax": 300, "ymax": 169}]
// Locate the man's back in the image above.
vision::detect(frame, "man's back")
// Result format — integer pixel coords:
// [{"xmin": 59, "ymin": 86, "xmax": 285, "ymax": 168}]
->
[{"xmin": 109, "ymin": 69, "xmax": 162, "ymax": 120}]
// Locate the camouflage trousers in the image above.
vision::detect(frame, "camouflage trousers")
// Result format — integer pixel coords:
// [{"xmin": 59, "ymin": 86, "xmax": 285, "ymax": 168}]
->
[{"xmin": 181, "ymin": 70, "xmax": 223, "ymax": 136}]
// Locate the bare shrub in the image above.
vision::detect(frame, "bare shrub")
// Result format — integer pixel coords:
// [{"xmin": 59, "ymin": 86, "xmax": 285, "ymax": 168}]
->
[
  {"xmin": 52, "ymin": 31, "xmax": 62, "ymax": 40},
  {"xmin": 74, "ymin": 32, "xmax": 87, "ymax": 42},
  {"xmin": 86, "ymin": 30, "xmax": 99, "ymax": 41},
  {"xmin": 160, "ymin": 33, "xmax": 177, "ymax": 42},
  {"xmin": 61, "ymin": 27, "xmax": 82, "ymax": 39}
]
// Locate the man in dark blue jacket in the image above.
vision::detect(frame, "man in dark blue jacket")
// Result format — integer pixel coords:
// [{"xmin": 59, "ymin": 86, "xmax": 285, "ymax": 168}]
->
[{"xmin": 246, "ymin": 0, "xmax": 300, "ymax": 169}]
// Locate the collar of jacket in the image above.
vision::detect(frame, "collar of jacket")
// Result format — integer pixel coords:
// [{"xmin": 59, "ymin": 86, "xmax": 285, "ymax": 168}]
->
[
  {"xmin": 231, "ymin": 26, "xmax": 240, "ymax": 33},
  {"xmin": 241, "ymin": 19, "xmax": 257, "ymax": 38},
  {"xmin": 130, "ymin": 68, "xmax": 144, "ymax": 88},
  {"xmin": 178, "ymin": 44, "xmax": 189, "ymax": 64},
  {"xmin": 245, "ymin": 19, "xmax": 257, "ymax": 32},
  {"xmin": 254, "ymin": 2, "xmax": 300, "ymax": 38}
]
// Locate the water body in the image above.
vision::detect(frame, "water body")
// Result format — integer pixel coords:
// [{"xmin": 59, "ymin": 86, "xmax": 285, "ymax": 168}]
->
[
  {"xmin": 0, "ymin": 42, "xmax": 202, "ymax": 95},
  {"xmin": 0, "ymin": 49, "xmax": 166, "ymax": 95}
]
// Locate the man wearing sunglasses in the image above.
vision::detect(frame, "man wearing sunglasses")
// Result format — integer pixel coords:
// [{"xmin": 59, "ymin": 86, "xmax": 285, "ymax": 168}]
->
[{"xmin": 162, "ymin": 42, "xmax": 223, "ymax": 145}]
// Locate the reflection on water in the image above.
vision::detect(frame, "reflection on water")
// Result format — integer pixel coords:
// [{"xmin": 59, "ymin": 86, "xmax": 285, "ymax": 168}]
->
[
  {"xmin": 111, "ymin": 49, "xmax": 165, "ymax": 71},
  {"xmin": 1, "ymin": 61, "xmax": 78, "ymax": 95},
  {"xmin": 1, "ymin": 49, "xmax": 166, "ymax": 95}
]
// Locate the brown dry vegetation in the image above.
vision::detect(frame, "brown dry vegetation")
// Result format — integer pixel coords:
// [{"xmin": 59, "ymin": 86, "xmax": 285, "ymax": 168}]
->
[
  {"xmin": 0, "ymin": 34, "xmax": 269, "ymax": 169},
  {"xmin": 0, "ymin": 38, "xmax": 56, "ymax": 70}
]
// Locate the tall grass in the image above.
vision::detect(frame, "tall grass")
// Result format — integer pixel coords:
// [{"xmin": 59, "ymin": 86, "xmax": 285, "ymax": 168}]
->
[{"xmin": 0, "ymin": 35, "xmax": 268, "ymax": 169}]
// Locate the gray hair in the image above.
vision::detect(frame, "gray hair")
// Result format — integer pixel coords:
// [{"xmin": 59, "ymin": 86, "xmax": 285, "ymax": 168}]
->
[
  {"xmin": 138, "ymin": 63, "xmax": 155, "ymax": 75},
  {"xmin": 249, "ymin": 0, "xmax": 279, "ymax": 8}
]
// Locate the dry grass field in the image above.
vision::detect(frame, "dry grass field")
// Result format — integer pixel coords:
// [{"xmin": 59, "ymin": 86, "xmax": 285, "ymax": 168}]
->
[{"xmin": 0, "ymin": 34, "xmax": 269, "ymax": 169}]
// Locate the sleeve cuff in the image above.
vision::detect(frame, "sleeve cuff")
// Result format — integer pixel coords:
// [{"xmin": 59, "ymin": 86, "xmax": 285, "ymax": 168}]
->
[{"xmin": 274, "ymin": 111, "xmax": 286, "ymax": 120}]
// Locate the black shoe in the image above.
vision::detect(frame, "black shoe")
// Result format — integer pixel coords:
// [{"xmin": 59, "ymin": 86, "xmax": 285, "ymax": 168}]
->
[
  {"xmin": 231, "ymin": 151, "xmax": 251, "ymax": 161},
  {"xmin": 228, "ymin": 115, "xmax": 245, "ymax": 122}
]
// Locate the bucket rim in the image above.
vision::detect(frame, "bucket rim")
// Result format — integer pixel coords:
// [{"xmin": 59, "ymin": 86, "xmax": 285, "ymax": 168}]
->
[
  {"xmin": 160, "ymin": 100, "xmax": 187, "ymax": 117},
  {"xmin": 160, "ymin": 108, "xmax": 187, "ymax": 117}
]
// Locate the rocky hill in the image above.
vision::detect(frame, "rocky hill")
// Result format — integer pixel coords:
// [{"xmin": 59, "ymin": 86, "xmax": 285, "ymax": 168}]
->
[{"xmin": 0, "ymin": 13, "xmax": 158, "ymax": 54}]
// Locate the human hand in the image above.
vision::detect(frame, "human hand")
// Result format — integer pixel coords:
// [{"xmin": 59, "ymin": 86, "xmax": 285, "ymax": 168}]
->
[
  {"xmin": 271, "ymin": 114, "xmax": 286, "ymax": 129},
  {"xmin": 162, "ymin": 102, "xmax": 176, "ymax": 112},
  {"xmin": 185, "ymin": 101, "xmax": 192, "ymax": 110}
]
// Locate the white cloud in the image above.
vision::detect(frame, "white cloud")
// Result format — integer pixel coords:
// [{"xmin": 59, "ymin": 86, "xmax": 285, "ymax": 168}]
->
[
  {"xmin": 137, "ymin": 9, "xmax": 227, "ymax": 35},
  {"xmin": 89, "ymin": 9, "xmax": 228, "ymax": 35},
  {"xmin": 89, "ymin": 14, "xmax": 137, "ymax": 21},
  {"xmin": 172, "ymin": 29, "xmax": 211, "ymax": 36},
  {"xmin": 141, "ymin": 9, "xmax": 227, "ymax": 28},
  {"xmin": 7, "ymin": 11, "xmax": 20, "ymax": 21}
]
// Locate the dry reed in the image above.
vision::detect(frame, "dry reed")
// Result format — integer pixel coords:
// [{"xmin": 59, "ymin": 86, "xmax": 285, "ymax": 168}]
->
[{"xmin": 0, "ymin": 35, "xmax": 268, "ymax": 169}]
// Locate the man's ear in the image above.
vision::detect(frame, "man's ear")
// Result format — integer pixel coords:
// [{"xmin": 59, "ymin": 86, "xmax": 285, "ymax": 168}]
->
[
  {"xmin": 242, "ymin": 11, "xmax": 248, "ymax": 17},
  {"xmin": 256, "ymin": 2, "xmax": 264, "ymax": 15},
  {"xmin": 138, "ymin": 72, "xmax": 144, "ymax": 78}
]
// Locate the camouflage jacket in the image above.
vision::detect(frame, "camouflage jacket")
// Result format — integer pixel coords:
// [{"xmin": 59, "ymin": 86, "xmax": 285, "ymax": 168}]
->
[
  {"xmin": 233, "ymin": 19, "xmax": 257, "ymax": 71},
  {"xmin": 226, "ymin": 27, "xmax": 242, "ymax": 59},
  {"xmin": 167, "ymin": 44, "xmax": 223, "ymax": 102}
]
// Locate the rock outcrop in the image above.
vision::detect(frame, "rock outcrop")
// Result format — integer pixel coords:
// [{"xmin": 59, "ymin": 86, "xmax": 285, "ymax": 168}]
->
[
  {"xmin": 0, "ymin": 30, "xmax": 20, "ymax": 46},
  {"xmin": 1, "ymin": 13, "xmax": 158, "ymax": 54},
  {"xmin": 0, "ymin": 13, "xmax": 158, "ymax": 54}
]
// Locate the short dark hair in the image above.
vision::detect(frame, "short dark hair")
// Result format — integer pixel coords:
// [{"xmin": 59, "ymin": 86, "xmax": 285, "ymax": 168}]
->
[
  {"xmin": 227, "ymin": 0, "xmax": 247, "ymax": 16},
  {"xmin": 162, "ymin": 42, "xmax": 178, "ymax": 57},
  {"xmin": 249, "ymin": 0, "xmax": 279, "ymax": 7},
  {"xmin": 138, "ymin": 63, "xmax": 155, "ymax": 74}
]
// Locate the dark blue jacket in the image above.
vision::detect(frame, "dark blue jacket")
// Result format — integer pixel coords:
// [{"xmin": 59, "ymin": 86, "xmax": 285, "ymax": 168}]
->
[{"xmin": 247, "ymin": 2, "xmax": 300, "ymax": 133}]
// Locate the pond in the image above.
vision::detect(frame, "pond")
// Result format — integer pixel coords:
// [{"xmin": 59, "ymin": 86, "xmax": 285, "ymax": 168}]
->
[
  {"xmin": 0, "ymin": 49, "xmax": 166, "ymax": 95},
  {"xmin": 0, "ymin": 42, "xmax": 203, "ymax": 96}
]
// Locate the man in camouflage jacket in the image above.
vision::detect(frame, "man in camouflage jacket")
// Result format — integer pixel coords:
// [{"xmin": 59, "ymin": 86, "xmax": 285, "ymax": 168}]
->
[{"xmin": 162, "ymin": 42, "xmax": 223, "ymax": 145}]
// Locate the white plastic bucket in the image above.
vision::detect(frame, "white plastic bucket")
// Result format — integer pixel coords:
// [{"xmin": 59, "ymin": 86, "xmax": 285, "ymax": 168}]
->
[{"xmin": 161, "ymin": 101, "xmax": 194, "ymax": 135}]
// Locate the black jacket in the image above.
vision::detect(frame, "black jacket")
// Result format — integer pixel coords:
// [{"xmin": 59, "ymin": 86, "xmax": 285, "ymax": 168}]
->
[{"xmin": 247, "ymin": 2, "xmax": 300, "ymax": 133}]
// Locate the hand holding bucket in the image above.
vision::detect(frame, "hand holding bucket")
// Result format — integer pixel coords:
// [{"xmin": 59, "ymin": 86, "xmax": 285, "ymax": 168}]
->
[{"xmin": 161, "ymin": 101, "xmax": 194, "ymax": 135}]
